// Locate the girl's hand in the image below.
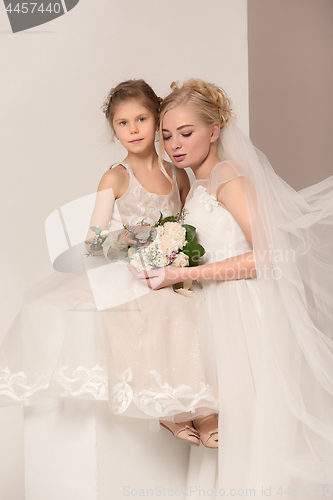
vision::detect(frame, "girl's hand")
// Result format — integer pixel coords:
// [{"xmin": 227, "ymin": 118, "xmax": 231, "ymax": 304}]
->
[{"xmin": 128, "ymin": 265, "xmax": 183, "ymax": 290}]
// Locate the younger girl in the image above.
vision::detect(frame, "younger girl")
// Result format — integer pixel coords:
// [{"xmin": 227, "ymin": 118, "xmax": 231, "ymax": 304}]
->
[
  {"xmin": 0, "ymin": 79, "xmax": 219, "ymax": 448},
  {"xmin": 88, "ymin": 79, "xmax": 218, "ymax": 446},
  {"xmin": 131, "ymin": 79, "xmax": 333, "ymax": 493}
]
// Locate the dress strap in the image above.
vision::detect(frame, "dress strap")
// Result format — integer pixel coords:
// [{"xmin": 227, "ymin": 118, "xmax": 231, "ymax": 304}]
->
[{"xmin": 109, "ymin": 162, "xmax": 133, "ymax": 175}]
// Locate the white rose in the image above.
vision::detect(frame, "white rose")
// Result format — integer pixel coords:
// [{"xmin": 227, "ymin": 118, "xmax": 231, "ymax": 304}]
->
[
  {"xmin": 172, "ymin": 252, "xmax": 189, "ymax": 267},
  {"xmin": 128, "ymin": 246, "xmax": 138, "ymax": 258},
  {"xmin": 156, "ymin": 226, "xmax": 165, "ymax": 237},
  {"xmin": 100, "ymin": 230, "xmax": 110, "ymax": 237},
  {"xmin": 163, "ymin": 222, "xmax": 186, "ymax": 247},
  {"xmin": 158, "ymin": 222, "xmax": 187, "ymax": 255}
]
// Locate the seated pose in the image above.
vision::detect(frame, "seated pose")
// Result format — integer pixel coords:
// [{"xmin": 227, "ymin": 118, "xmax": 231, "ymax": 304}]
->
[
  {"xmin": 0, "ymin": 79, "xmax": 219, "ymax": 449},
  {"xmin": 131, "ymin": 79, "xmax": 333, "ymax": 492}
]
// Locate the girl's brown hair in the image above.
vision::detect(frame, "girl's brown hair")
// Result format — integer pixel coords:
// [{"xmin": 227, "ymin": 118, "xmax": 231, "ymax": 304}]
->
[{"xmin": 103, "ymin": 79, "xmax": 162, "ymax": 133}]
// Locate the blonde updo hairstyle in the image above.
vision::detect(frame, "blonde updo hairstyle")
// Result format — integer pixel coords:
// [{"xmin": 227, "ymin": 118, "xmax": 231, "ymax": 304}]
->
[{"xmin": 158, "ymin": 79, "xmax": 233, "ymax": 178}]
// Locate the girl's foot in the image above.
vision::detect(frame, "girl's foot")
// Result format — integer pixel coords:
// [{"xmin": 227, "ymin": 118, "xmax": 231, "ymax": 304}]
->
[
  {"xmin": 193, "ymin": 415, "xmax": 218, "ymax": 448},
  {"xmin": 160, "ymin": 420, "xmax": 200, "ymax": 446}
]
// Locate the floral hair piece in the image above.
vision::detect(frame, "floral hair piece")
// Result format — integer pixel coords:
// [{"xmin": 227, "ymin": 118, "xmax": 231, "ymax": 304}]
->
[{"xmin": 100, "ymin": 87, "xmax": 114, "ymax": 118}]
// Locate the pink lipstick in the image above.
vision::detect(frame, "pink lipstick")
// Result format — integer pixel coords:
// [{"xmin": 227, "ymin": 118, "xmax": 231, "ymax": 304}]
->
[{"xmin": 173, "ymin": 154, "xmax": 186, "ymax": 162}]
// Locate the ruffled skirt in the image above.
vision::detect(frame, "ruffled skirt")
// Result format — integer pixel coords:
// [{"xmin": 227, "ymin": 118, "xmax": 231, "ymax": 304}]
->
[{"xmin": 0, "ymin": 268, "xmax": 218, "ymax": 424}]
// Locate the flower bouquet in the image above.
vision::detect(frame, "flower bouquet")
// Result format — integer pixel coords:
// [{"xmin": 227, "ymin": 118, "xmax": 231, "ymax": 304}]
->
[{"xmin": 85, "ymin": 209, "xmax": 205, "ymax": 272}]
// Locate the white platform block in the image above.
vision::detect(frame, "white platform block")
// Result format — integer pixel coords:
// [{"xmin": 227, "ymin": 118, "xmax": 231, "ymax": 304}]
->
[
  {"xmin": 22, "ymin": 399, "xmax": 190, "ymax": 500},
  {"xmin": 0, "ymin": 406, "xmax": 25, "ymax": 500}
]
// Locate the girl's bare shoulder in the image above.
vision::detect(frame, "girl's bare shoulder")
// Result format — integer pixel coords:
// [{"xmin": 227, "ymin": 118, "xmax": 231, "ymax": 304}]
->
[{"xmin": 97, "ymin": 164, "xmax": 129, "ymax": 196}]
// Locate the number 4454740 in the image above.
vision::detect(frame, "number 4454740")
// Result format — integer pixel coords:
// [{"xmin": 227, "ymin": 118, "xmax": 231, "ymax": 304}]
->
[{"xmin": 6, "ymin": 3, "xmax": 61, "ymax": 14}]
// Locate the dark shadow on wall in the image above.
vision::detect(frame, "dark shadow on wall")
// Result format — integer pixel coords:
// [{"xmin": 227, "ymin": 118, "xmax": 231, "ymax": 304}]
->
[{"xmin": 248, "ymin": 0, "xmax": 333, "ymax": 189}]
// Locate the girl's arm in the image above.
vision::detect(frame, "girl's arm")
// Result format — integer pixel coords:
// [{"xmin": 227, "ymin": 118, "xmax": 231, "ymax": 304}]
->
[
  {"xmin": 130, "ymin": 176, "xmax": 257, "ymax": 288},
  {"xmin": 85, "ymin": 167, "xmax": 128, "ymax": 256},
  {"xmin": 129, "ymin": 250, "xmax": 256, "ymax": 289}
]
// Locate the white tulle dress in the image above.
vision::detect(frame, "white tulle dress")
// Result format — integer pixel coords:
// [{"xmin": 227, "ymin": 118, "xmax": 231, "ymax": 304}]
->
[
  {"xmin": 0, "ymin": 162, "xmax": 218, "ymax": 426},
  {"xmin": 183, "ymin": 152, "xmax": 333, "ymax": 499}
]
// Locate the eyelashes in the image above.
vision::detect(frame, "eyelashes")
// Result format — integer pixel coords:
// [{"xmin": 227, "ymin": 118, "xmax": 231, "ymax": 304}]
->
[
  {"xmin": 119, "ymin": 117, "xmax": 147, "ymax": 126},
  {"xmin": 163, "ymin": 132, "xmax": 193, "ymax": 141}
]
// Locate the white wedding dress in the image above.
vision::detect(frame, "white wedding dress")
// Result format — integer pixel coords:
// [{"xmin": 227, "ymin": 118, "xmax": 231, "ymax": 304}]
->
[
  {"xmin": 183, "ymin": 159, "xmax": 333, "ymax": 499},
  {"xmin": 0, "ymin": 162, "xmax": 218, "ymax": 499},
  {"xmin": 0, "ymin": 162, "xmax": 217, "ymax": 420}
]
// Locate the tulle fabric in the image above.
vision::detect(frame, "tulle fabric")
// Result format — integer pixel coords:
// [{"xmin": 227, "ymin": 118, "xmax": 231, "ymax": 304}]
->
[
  {"xmin": 184, "ymin": 120, "xmax": 333, "ymax": 496},
  {"xmin": 0, "ymin": 162, "xmax": 219, "ymax": 425}
]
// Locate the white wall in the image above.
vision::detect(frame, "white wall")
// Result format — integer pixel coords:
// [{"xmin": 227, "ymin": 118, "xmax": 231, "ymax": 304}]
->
[
  {"xmin": 0, "ymin": 1, "xmax": 249, "ymax": 498},
  {"xmin": 0, "ymin": 0, "xmax": 249, "ymax": 340}
]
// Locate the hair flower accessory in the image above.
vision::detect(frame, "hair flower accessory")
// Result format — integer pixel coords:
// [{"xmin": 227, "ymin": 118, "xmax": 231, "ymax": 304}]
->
[{"xmin": 100, "ymin": 87, "xmax": 114, "ymax": 117}]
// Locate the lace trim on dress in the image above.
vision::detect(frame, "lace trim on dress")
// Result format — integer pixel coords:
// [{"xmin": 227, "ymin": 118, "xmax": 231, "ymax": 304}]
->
[
  {"xmin": 50, "ymin": 365, "xmax": 108, "ymax": 399},
  {"xmin": 110, "ymin": 367, "xmax": 218, "ymax": 417},
  {"xmin": 0, "ymin": 366, "xmax": 49, "ymax": 403},
  {"xmin": 0, "ymin": 365, "xmax": 218, "ymax": 417}
]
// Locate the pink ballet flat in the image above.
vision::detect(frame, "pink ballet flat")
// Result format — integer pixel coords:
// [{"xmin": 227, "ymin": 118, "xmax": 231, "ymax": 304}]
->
[
  {"xmin": 160, "ymin": 421, "xmax": 201, "ymax": 446},
  {"xmin": 193, "ymin": 416, "xmax": 219, "ymax": 449}
]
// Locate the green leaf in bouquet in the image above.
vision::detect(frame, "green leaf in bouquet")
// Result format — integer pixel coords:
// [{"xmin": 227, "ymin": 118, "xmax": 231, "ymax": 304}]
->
[
  {"xmin": 153, "ymin": 211, "xmax": 185, "ymax": 227},
  {"xmin": 154, "ymin": 212, "xmax": 164, "ymax": 227},
  {"xmin": 182, "ymin": 242, "xmax": 205, "ymax": 267},
  {"xmin": 154, "ymin": 215, "xmax": 171, "ymax": 226},
  {"xmin": 90, "ymin": 225, "xmax": 102, "ymax": 236},
  {"xmin": 182, "ymin": 224, "xmax": 196, "ymax": 243},
  {"xmin": 162, "ymin": 215, "xmax": 177, "ymax": 224},
  {"xmin": 152, "ymin": 208, "xmax": 187, "ymax": 228},
  {"xmin": 148, "ymin": 228, "xmax": 157, "ymax": 242},
  {"xmin": 90, "ymin": 243, "xmax": 103, "ymax": 252}
]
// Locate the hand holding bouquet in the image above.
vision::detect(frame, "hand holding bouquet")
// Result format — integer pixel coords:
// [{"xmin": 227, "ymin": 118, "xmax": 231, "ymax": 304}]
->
[
  {"xmin": 121, "ymin": 210, "xmax": 205, "ymax": 272},
  {"xmin": 85, "ymin": 209, "xmax": 205, "ymax": 273}
]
